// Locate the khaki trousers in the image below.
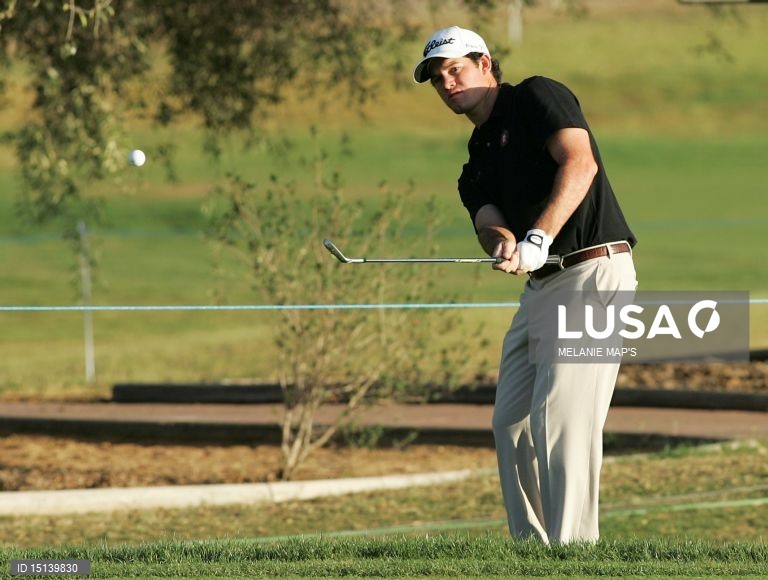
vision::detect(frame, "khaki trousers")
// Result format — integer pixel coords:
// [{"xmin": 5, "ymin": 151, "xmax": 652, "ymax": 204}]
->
[{"xmin": 492, "ymin": 251, "xmax": 637, "ymax": 544}]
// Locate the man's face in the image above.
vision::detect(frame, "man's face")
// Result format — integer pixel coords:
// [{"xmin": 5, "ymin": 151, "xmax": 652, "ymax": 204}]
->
[{"xmin": 428, "ymin": 55, "xmax": 493, "ymax": 115}]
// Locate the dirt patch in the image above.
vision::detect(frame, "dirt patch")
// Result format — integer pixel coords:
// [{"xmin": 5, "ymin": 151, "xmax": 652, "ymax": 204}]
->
[
  {"xmin": 2, "ymin": 362, "xmax": 764, "ymax": 493},
  {"xmin": 617, "ymin": 361, "xmax": 768, "ymax": 392},
  {"xmin": 0, "ymin": 435, "xmax": 497, "ymax": 492}
]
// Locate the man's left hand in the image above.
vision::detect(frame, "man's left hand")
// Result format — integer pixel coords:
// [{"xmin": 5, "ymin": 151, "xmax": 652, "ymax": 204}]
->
[{"xmin": 514, "ymin": 229, "xmax": 553, "ymax": 273}]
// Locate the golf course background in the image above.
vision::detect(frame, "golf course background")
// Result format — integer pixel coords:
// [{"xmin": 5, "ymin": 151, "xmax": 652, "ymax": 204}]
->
[
  {"xmin": 1, "ymin": 3, "xmax": 768, "ymax": 575},
  {"xmin": 0, "ymin": 1, "xmax": 766, "ymax": 398}
]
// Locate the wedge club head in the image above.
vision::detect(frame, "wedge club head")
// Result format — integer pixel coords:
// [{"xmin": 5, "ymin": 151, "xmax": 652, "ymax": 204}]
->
[{"xmin": 323, "ymin": 239, "xmax": 363, "ymax": 263}]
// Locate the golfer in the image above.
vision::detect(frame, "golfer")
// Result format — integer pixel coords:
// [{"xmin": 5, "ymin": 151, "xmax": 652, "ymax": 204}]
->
[{"xmin": 414, "ymin": 26, "xmax": 637, "ymax": 543}]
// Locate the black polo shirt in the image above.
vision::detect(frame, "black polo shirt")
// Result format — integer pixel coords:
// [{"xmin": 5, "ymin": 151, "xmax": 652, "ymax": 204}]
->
[{"xmin": 458, "ymin": 76, "xmax": 636, "ymax": 255}]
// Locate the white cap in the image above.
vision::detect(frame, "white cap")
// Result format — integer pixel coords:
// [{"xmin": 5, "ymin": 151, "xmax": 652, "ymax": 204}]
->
[{"xmin": 413, "ymin": 26, "xmax": 491, "ymax": 84}]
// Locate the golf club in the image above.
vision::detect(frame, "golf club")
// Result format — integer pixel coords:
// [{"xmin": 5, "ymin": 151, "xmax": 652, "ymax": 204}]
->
[{"xmin": 323, "ymin": 239, "xmax": 562, "ymax": 266}]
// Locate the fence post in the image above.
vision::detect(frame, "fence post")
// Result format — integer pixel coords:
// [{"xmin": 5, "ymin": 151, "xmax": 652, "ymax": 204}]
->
[{"xmin": 77, "ymin": 220, "xmax": 96, "ymax": 384}]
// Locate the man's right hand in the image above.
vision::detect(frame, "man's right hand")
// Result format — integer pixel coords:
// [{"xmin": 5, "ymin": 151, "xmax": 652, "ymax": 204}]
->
[
  {"xmin": 492, "ymin": 239, "xmax": 520, "ymax": 273},
  {"xmin": 474, "ymin": 204, "xmax": 522, "ymax": 274}
]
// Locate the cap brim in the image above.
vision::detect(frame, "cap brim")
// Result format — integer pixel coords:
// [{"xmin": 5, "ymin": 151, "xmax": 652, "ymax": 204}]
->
[{"xmin": 413, "ymin": 58, "xmax": 432, "ymax": 84}]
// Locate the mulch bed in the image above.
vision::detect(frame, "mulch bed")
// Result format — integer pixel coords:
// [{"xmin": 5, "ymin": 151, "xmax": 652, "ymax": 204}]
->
[{"xmin": 616, "ymin": 361, "xmax": 767, "ymax": 393}]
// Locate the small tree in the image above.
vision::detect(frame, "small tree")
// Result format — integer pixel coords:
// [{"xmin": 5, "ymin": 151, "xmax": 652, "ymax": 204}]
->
[{"xmin": 206, "ymin": 132, "xmax": 486, "ymax": 480}]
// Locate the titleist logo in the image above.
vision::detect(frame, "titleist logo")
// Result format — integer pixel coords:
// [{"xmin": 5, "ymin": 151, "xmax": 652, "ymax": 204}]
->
[{"xmin": 423, "ymin": 37, "xmax": 454, "ymax": 57}]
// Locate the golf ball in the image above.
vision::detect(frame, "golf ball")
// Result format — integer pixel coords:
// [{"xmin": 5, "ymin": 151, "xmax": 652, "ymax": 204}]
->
[{"xmin": 128, "ymin": 149, "xmax": 146, "ymax": 167}]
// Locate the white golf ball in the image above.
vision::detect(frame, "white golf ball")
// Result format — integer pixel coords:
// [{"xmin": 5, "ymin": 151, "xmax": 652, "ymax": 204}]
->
[{"xmin": 128, "ymin": 149, "xmax": 146, "ymax": 167}]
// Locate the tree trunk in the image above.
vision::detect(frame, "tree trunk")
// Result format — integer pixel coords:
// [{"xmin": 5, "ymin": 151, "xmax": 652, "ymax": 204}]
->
[{"xmin": 507, "ymin": 0, "xmax": 524, "ymax": 45}]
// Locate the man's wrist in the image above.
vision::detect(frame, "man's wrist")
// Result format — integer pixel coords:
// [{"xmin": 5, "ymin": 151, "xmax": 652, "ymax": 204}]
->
[
  {"xmin": 478, "ymin": 227, "xmax": 515, "ymax": 255},
  {"xmin": 524, "ymin": 229, "xmax": 553, "ymax": 249}
]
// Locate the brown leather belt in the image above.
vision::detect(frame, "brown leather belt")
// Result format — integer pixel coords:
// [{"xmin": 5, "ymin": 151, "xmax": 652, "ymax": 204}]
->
[{"xmin": 529, "ymin": 241, "xmax": 631, "ymax": 280}]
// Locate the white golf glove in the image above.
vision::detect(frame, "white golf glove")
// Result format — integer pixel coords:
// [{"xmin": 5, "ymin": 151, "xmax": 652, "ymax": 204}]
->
[{"xmin": 515, "ymin": 229, "xmax": 553, "ymax": 273}]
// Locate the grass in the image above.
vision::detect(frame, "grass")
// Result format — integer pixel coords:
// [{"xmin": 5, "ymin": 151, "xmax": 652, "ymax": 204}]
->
[
  {"xmin": 1, "ymin": 440, "xmax": 766, "ymax": 549},
  {"xmin": 2, "ymin": 442, "xmax": 766, "ymax": 576},
  {"xmin": 0, "ymin": 3, "xmax": 767, "ymax": 398},
  {"xmin": 1, "ymin": 536, "xmax": 766, "ymax": 578},
  {"xmin": 0, "ymin": 133, "xmax": 766, "ymax": 399}
]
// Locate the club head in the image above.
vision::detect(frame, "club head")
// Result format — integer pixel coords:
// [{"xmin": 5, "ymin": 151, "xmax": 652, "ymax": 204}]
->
[{"xmin": 323, "ymin": 239, "xmax": 355, "ymax": 263}]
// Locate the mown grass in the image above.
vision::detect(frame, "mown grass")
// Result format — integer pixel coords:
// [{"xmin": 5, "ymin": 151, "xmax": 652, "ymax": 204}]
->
[{"xmin": 1, "ymin": 534, "xmax": 766, "ymax": 578}]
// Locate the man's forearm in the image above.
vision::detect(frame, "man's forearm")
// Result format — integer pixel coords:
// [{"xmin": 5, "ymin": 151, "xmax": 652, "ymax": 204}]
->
[
  {"xmin": 477, "ymin": 225, "xmax": 516, "ymax": 257},
  {"xmin": 474, "ymin": 204, "xmax": 517, "ymax": 257},
  {"xmin": 535, "ymin": 128, "xmax": 598, "ymax": 238},
  {"xmin": 533, "ymin": 157, "xmax": 596, "ymax": 238}
]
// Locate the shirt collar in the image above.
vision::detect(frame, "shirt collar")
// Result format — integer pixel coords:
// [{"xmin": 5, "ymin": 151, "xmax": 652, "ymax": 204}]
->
[{"xmin": 479, "ymin": 83, "xmax": 513, "ymax": 129}]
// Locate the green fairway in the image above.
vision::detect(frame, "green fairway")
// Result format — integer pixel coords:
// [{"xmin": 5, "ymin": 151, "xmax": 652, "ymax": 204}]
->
[
  {"xmin": 1, "ymin": 2, "xmax": 767, "ymax": 398},
  {"xmin": 0, "ymin": 132, "xmax": 765, "ymax": 399}
]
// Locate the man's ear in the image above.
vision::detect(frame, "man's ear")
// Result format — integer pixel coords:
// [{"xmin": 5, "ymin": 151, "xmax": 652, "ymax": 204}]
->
[{"xmin": 480, "ymin": 54, "xmax": 493, "ymax": 76}]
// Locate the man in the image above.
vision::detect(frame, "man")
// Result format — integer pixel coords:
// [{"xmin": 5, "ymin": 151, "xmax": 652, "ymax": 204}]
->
[{"xmin": 413, "ymin": 26, "xmax": 637, "ymax": 543}]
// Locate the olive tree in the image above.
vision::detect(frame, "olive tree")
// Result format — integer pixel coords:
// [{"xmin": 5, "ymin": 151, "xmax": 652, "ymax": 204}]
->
[{"xmin": 0, "ymin": 0, "xmax": 418, "ymax": 226}]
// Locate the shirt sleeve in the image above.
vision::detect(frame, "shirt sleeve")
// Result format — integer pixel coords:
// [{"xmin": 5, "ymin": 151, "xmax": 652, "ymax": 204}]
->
[
  {"xmin": 458, "ymin": 159, "xmax": 491, "ymax": 231},
  {"xmin": 519, "ymin": 76, "xmax": 589, "ymax": 151}
]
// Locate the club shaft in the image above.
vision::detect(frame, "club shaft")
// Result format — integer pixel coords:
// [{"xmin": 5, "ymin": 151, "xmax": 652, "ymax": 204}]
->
[
  {"xmin": 357, "ymin": 256, "xmax": 561, "ymax": 264},
  {"xmin": 335, "ymin": 255, "xmax": 562, "ymax": 265},
  {"xmin": 323, "ymin": 240, "xmax": 561, "ymax": 265},
  {"xmin": 358, "ymin": 257, "xmax": 499, "ymax": 263}
]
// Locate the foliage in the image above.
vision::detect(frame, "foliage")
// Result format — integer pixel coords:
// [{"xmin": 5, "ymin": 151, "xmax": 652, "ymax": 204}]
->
[
  {"xmin": 0, "ymin": 0, "xmax": 745, "ymax": 230},
  {"xmin": 0, "ymin": 0, "xmax": 419, "ymax": 226},
  {"xmin": 205, "ymin": 130, "xmax": 483, "ymax": 479}
]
